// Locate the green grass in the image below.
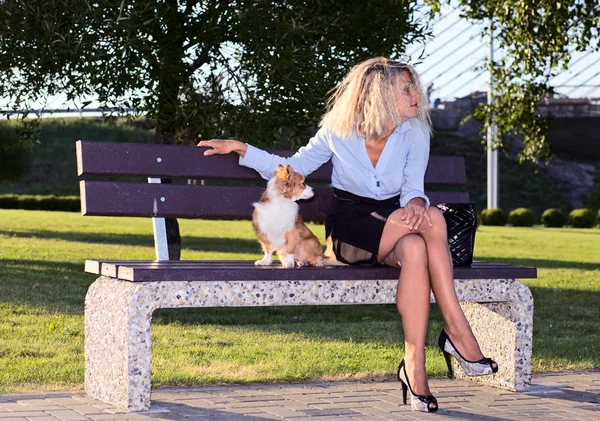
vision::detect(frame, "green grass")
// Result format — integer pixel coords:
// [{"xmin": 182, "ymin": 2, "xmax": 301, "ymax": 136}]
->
[{"xmin": 0, "ymin": 209, "xmax": 599, "ymax": 393}]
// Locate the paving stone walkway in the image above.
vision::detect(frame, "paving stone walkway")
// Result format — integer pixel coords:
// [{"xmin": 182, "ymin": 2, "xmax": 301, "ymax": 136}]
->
[{"xmin": 1, "ymin": 372, "xmax": 599, "ymax": 421}]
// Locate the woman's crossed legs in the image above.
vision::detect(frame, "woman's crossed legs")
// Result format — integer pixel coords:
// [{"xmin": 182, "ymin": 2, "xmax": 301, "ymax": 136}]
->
[{"xmin": 378, "ymin": 206, "xmax": 489, "ymax": 396}]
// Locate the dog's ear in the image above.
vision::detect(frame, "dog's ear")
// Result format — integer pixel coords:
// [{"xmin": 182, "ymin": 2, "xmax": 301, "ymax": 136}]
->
[
  {"xmin": 286, "ymin": 165, "xmax": 296, "ymax": 180},
  {"xmin": 276, "ymin": 165, "xmax": 290, "ymax": 180}
]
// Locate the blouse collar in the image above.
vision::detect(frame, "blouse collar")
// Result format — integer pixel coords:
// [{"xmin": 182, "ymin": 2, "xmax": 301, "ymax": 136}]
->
[{"xmin": 394, "ymin": 118, "xmax": 415, "ymax": 135}]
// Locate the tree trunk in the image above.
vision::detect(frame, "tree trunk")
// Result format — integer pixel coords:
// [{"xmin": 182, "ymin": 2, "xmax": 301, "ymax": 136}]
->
[{"xmin": 152, "ymin": 1, "xmax": 189, "ymax": 261}]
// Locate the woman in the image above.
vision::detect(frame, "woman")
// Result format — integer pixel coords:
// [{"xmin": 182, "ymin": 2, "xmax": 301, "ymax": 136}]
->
[{"xmin": 198, "ymin": 57, "xmax": 497, "ymax": 413}]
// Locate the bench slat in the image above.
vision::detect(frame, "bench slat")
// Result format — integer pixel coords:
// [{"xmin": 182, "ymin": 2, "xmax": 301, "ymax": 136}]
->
[
  {"xmin": 76, "ymin": 140, "xmax": 467, "ymax": 186},
  {"xmin": 88, "ymin": 260, "xmax": 525, "ymax": 269},
  {"xmin": 85, "ymin": 259, "xmax": 537, "ymax": 282},
  {"xmin": 80, "ymin": 181, "xmax": 470, "ymax": 220}
]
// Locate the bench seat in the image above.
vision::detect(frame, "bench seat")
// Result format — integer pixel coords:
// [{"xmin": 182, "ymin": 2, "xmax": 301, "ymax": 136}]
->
[{"xmin": 84, "ymin": 259, "xmax": 537, "ymax": 282}]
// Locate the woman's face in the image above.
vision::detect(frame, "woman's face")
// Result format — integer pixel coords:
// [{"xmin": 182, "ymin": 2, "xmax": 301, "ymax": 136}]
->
[{"xmin": 396, "ymin": 70, "xmax": 420, "ymax": 120}]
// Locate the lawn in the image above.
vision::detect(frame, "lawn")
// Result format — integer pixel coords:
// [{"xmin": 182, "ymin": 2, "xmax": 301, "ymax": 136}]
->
[{"xmin": 0, "ymin": 209, "xmax": 598, "ymax": 393}]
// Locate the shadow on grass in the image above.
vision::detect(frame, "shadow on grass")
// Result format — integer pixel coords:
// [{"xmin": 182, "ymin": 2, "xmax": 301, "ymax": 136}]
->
[
  {"xmin": 0, "ymin": 229, "xmax": 155, "ymax": 247},
  {"xmin": 0, "ymin": 257, "xmax": 404, "ymax": 326},
  {"xmin": 2, "ymin": 256, "xmax": 600, "ymax": 367},
  {"xmin": 6, "ymin": 227, "xmax": 598, "ymax": 265},
  {"xmin": 0, "ymin": 258, "xmax": 95, "ymax": 314},
  {"xmin": 0, "ymin": 230, "xmax": 259, "ymax": 254},
  {"xmin": 152, "ymin": 283, "xmax": 600, "ymax": 366},
  {"xmin": 184, "ymin": 237, "xmax": 259, "ymax": 254},
  {"xmin": 5, "ymin": 228, "xmax": 599, "ymax": 270}
]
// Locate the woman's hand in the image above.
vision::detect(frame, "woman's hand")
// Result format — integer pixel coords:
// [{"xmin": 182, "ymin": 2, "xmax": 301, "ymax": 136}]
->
[
  {"xmin": 400, "ymin": 197, "xmax": 432, "ymax": 231},
  {"xmin": 197, "ymin": 139, "xmax": 247, "ymax": 157}
]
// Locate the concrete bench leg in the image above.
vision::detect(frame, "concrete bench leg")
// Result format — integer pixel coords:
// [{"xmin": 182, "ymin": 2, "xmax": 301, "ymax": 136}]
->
[
  {"xmin": 85, "ymin": 277, "xmax": 153, "ymax": 412},
  {"xmin": 457, "ymin": 280, "xmax": 534, "ymax": 391}
]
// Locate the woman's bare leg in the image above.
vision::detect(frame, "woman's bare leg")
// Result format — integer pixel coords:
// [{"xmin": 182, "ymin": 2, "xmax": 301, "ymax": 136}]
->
[
  {"xmin": 379, "ymin": 207, "xmax": 489, "ymax": 364},
  {"xmin": 381, "ymin": 234, "xmax": 431, "ymax": 396}
]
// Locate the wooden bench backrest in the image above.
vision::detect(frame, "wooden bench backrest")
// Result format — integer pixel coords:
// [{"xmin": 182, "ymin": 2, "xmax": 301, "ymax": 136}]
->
[{"xmin": 76, "ymin": 140, "xmax": 469, "ymax": 222}]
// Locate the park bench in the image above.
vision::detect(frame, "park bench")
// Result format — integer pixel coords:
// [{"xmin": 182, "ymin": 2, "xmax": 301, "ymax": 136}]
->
[{"xmin": 76, "ymin": 139, "xmax": 537, "ymax": 412}]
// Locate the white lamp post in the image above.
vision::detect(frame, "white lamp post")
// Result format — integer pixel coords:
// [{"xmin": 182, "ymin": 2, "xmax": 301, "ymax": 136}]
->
[{"xmin": 487, "ymin": 19, "xmax": 498, "ymax": 209}]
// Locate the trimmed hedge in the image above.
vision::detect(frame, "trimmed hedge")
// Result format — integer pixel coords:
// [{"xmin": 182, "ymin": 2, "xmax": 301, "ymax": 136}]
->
[
  {"xmin": 509, "ymin": 208, "xmax": 536, "ymax": 227},
  {"xmin": 568, "ymin": 208, "xmax": 595, "ymax": 228},
  {"xmin": 0, "ymin": 124, "xmax": 31, "ymax": 183},
  {"xmin": 0, "ymin": 194, "xmax": 80, "ymax": 212},
  {"xmin": 541, "ymin": 208, "xmax": 566, "ymax": 228},
  {"xmin": 480, "ymin": 208, "xmax": 508, "ymax": 226}
]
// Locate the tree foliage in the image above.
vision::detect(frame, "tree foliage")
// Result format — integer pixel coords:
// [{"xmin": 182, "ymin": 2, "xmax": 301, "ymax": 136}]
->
[
  {"xmin": 0, "ymin": 0, "xmax": 430, "ymax": 148},
  {"xmin": 428, "ymin": 0, "xmax": 600, "ymax": 163},
  {"xmin": 0, "ymin": 0, "xmax": 430, "ymax": 260}
]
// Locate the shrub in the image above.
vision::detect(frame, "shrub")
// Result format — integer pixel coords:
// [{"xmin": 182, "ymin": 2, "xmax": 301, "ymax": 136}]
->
[
  {"xmin": 0, "ymin": 194, "xmax": 80, "ymax": 212},
  {"xmin": 541, "ymin": 208, "xmax": 566, "ymax": 228},
  {"xmin": 19, "ymin": 196, "xmax": 39, "ymax": 210},
  {"xmin": 0, "ymin": 194, "xmax": 20, "ymax": 209},
  {"xmin": 568, "ymin": 208, "xmax": 595, "ymax": 228},
  {"xmin": 587, "ymin": 184, "xmax": 600, "ymax": 211},
  {"xmin": 0, "ymin": 124, "xmax": 31, "ymax": 183},
  {"xmin": 480, "ymin": 208, "xmax": 508, "ymax": 226},
  {"xmin": 509, "ymin": 208, "xmax": 536, "ymax": 227}
]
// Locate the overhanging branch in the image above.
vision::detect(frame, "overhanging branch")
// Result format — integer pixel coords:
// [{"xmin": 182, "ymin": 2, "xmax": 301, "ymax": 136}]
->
[{"xmin": 185, "ymin": 46, "xmax": 211, "ymax": 78}]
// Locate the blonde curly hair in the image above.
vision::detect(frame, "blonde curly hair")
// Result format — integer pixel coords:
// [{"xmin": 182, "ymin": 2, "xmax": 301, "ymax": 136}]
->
[{"xmin": 320, "ymin": 57, "xmax": 431, "ymax": 139}]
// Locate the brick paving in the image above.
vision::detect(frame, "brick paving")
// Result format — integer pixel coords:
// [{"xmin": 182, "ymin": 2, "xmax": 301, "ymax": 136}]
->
[{"xmin": 0, "ymin": 372, "xmax": 598, "ymax": 420}]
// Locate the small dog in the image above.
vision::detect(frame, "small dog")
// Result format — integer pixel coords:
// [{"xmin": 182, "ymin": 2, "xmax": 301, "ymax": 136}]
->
[{"xmin": 252, "ymin": 164, "xmax": 346, "ymax": 268}]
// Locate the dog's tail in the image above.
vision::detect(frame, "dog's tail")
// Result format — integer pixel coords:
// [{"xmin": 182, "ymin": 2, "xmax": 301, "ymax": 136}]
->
[
  {"xmin": 316, "ymin": 258, "xmax": 348, "ymax": 267},
  {"xmin": 323, "ymin": 236, "xmax": 335, "ymax": 259},
  {"xmin": 319, "ymin": 237, "xmax": 347, "ymax": 266}
]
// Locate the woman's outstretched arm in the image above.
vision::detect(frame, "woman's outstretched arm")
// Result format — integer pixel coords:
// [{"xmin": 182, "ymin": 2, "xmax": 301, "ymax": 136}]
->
[
  {"xmin": 198, "ymin": 139, "xmax": 248, "ymax": 157},
  {"xmin": 198, "ymin": 128, "xmax": 334, "ymax": 180}
]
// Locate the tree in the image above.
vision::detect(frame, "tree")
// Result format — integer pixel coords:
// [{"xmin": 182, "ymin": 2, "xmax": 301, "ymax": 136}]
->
[
  {"xmin": 428, "ymin": 0, "xmax": 600, "ymax": 163},
  {"xmin": 0, "ymin": 0, "xmax": 430, "ymax": 258}
]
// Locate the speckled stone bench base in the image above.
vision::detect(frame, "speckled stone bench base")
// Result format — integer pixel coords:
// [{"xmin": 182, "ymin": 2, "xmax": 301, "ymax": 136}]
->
[{"xmin": 84, "ymin": 276, "xmax": 533, "ymax": 412}]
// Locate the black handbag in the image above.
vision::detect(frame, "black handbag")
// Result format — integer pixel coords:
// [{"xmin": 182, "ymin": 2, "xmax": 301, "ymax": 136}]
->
[{"xmin": 435, "ymin": 203, "xmax": 477, "ymax": 267}]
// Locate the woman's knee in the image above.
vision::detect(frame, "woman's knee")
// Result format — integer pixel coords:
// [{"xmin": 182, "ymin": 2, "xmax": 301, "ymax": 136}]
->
[
  {"xmin": 425, "ymin": 206, "xmax": 446, "ymax": 235},
  {"xmin": 427, "ymin": 206, "xmax": 444, "ymax": 223},
  {"xmin": 387, "ymin": 207, "xmax": 445, "ymax": 234},
  {"xmin": 392, "ymin": 234, "xmax": 428, "ymax": 264}
]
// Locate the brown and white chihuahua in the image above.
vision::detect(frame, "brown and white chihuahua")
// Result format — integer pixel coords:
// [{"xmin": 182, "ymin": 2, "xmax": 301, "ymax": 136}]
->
[{"xmin": 252, "ymin": 164, "xmax": 346, "ymax": 268}]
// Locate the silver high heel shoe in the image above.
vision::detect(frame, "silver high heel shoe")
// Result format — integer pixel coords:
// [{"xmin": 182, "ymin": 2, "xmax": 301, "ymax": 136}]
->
[
  {"xmin": 396, "ymin": 359, "xmax": 438, "ymax": 413},
  {"xmin": 438, "ymin": 329, "xmax": 499, "ymax": 377}
]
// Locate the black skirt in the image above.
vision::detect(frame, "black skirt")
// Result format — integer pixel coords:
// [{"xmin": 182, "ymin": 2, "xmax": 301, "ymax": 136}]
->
[{"xmin": 325, "ymin": 189, "xmax": 400, "ymax": 266}]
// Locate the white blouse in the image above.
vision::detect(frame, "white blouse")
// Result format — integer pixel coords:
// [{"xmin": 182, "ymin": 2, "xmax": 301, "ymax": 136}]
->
[{"xmin": 239, "ymin": 117, "xmax": 430, "ymax": 208}]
